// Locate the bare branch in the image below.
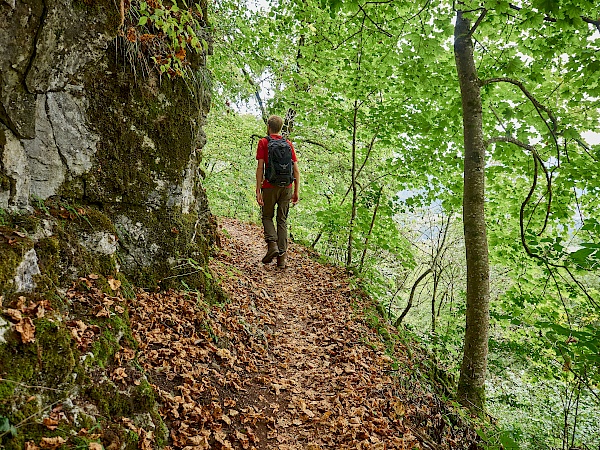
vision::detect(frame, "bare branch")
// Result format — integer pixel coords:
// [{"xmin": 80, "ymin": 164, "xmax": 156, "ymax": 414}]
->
[
  {"xmin": 486, "ymin": 135, "xmax": 534, "ymax": 152},
  {"xmin": 468, "ymin": 9, "xmax": 487, "ymax": 37},
  {"xmin": 488, "ymin": 104, "xmax": 509, "ymax": 134},
  {"xmin": 481, "ymin": 77, "xmax": 560, "ymax": 162},
  {"xmin": 358, "ymin": 3, "xmax": 393, "ymax": 37},
  {"xmin": 575, "ymin": 139, "xmax": 599, "ymax": 162},
  {"xmin": 509, "ymin": 2, "xmax": 600, "ymax": 32},
  {"xmin": 341, "ymin": 132, "xmax": 377, "ymax": 205},
  {"xmin": 395, "ymin": 268, "xmax": 432, "ymax": 326},
  {"xmin": 296, "ymin": 139, "xmax": 331, "ymax": 151},
  {"xmin": 241, "ymin": 67, "xmax": 268, "ymax": 124},
  {"xmin": 487, "ymin": 136, "xmax": 552, "ymax": 235},
  {"xmin": 480, "ymin": 77, "xmax": 557, "ymax": 131},
  {"xmin": 405, "ymin": 0, "xmax": 432, "ymax": 22},
  {"xmin": 582, "ymin": 16, "xmax": 600, "ymax": 33},
  {"xmin": 565, "ymin": 266, "xmax": 600, "ymax": 308}
]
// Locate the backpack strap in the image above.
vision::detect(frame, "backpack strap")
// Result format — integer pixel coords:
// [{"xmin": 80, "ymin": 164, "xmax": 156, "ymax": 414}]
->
[{"xmin": 265, "ymin": 135, "xmax": 286, "ymax": 142}]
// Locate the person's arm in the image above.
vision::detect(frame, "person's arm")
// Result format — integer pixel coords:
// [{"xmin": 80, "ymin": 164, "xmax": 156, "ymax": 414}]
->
[
  {"xmin": 292, "ymin": 161, "xmax": 300, "ymax": 204},
  {"xmin": 256, "ymin": 159, "xmax": 265, "ymax": 206}
]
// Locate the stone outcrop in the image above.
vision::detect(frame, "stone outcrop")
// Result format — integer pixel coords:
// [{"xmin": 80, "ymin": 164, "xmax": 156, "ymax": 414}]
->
[{"xmin": 0, "ymin": 0, "xmax": 215, "ymax": 293}]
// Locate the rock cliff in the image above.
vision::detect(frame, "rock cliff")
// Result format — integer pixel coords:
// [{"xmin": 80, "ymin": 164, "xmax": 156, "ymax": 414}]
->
[{"xmin": 0, "ymin": 0, "xmax": 215, "ymax": 294}]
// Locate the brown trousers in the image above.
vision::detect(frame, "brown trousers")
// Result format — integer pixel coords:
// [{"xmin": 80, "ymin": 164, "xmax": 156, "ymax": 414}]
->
[{"xmin": 261, "ymin": 186, "xmax": 293, "ymax": 254}]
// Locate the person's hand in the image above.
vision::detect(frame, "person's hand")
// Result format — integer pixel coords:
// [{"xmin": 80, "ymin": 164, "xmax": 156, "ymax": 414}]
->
[
  {"xmin": 292, "ymin": 192, "xmax": 299, "ymax": 204},
  {"xmin": 256, "ymin": 191, "xmax": 264, "ymax": 206}
]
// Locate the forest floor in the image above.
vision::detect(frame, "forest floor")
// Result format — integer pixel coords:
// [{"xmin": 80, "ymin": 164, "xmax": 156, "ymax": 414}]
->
[{"xmin": 122, "ymin": 218, "xmax": 479, "ymax": 449}]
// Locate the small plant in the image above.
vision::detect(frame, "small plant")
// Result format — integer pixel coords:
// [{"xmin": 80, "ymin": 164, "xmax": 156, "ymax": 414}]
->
[
  {"xmin": 32, "ymin": 196, "xmax": 50, "ymax": 215},
  {"xmin": 0, "ymin": 416, "xmax": 17, "ymax": 439},
  {"xmin": 60, "ymin": 202, "xmax": 93, "ymax": 229},
  {"xmin": 122, "ymin": 0, "xmax": 209, "ymax": 79}
]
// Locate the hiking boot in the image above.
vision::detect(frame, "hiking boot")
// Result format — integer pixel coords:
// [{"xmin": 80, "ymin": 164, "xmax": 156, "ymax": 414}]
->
[
  {"xmin": 262, "ymin": 241, "xmax": 279, "ymax": 264},
  {"xmin": 277, "ymin": 252, "xmax": 287, "ymax": 269}
]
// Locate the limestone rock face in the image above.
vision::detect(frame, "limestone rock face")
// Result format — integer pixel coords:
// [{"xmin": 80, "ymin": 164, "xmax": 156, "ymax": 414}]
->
[
  {"xmin": 14, "ymin": 248, "xmax": 41, "ymax": 292},
  {"xmin": 0, "ymin": 0, "xmax": 215, "ymax": 292}
]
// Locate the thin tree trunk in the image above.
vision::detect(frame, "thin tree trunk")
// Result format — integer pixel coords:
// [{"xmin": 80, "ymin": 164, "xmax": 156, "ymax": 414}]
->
[
  {"xmin": 359, "ymin": 185, "xmax": 383, "ymax": 273},
  {"xmin": 241, "ymin": 68, "xmax": 268, "ymax": 124},
  {"xmin": 431, "ymin": 271, "xmax": 439, "ymax": 333},
  {"xmin": 346, "ymin": 100, "xmax": 359, "ymax": 268},
  {"xmin": 311, "ymin": 231, "xmax": 322, "ymax": 248},
  {"xmin": 395, "ymin": 268, "xmax": 431, "ymax": 327},
  {"xmin": 454, "ymin": 9, "xmax": 491, "ymax": 413}
]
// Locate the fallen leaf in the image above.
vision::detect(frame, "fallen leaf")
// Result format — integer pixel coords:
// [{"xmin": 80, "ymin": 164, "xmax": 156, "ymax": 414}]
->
[
  {"xmin": 320, "ymin": 411, "xmax": 333, "ymax": 421},
  {"xmin": 89, "ymin": 443, "xmax": 102, "ymax": 450},
  {"xmin": 88, "ymin": 273, "xmax": 99, "ymax": 280},
  {"xmin": 15, "ymin": 317, "xmax": 36, "ymax": 343},
  {"xmin": 25, "ymin": 442, "xmax": 40, "ymax": 450},
  {"xmin": 43, "ymin": 417, "xmax": 59, "ymax": 430},
  {"xmin": 39, "ymin": 436, "xmax": 66, "ymax": 449},
  {"xmin": 6, "ymin": 308, "xmax": 22, "ymax": 322},
  {"xmin": 108, "ymin": 278, "xmax": 121, "ymax": 290}
]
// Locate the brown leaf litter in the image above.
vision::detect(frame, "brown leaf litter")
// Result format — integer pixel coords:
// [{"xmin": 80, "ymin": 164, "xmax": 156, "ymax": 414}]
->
[
  {"xmin": 125, "ymin": 218, "xmax": 477, "ymax": 449},
  {"xmin": 7, "ymin": 217, "xmax": 478, "ymax": 449}
]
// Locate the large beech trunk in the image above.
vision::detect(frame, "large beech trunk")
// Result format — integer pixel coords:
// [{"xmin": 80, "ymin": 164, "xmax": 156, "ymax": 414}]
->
[{"xmin": 454, "ymin": 10, "xmax": 491, "ymax": 412}]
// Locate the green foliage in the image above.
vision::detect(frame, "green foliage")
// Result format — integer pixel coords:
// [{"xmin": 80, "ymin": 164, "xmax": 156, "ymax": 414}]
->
[
  {"xmin": 205, "ymin": 0, "xmax": 600, "ymax": 447},
  {"xmin": 202, "ymin": 110, "xmax": 263, "ymax": 222}
]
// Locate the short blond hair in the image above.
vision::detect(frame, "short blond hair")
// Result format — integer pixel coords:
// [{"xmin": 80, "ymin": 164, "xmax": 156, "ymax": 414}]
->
[{"xmin": 267, "ymin": 115, "xmax": 283, "ymax": 134}]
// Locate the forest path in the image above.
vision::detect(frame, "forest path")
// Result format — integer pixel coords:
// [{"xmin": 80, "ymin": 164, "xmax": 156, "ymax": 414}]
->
[
  {"xmin": 129, "ymin": 218, "xmax": 451, "ymax": 450},
  {"xmin": 207, "ymin": 218, "xmax": 408, "ymax": 449}
]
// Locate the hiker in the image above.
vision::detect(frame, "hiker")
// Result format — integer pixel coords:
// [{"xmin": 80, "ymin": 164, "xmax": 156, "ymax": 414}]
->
[{"xmin": 255, "ymin": 115, "xmax": 300, "ymax": 269}]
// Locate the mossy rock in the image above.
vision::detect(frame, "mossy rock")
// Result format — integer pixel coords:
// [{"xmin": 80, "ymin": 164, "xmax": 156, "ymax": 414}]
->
[
  {"xmin": 0, "ymin": 229, "xmax": 35, "ymax": 294},
  {"xmin": 0, "ymin": 316, "xmax": 78, "ymax": 449}
]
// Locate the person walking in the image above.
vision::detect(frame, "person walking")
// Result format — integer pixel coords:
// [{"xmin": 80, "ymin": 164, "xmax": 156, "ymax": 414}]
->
[{"xmin": 255, "ymin": 115, "xmax": 300, "ymax": 268}]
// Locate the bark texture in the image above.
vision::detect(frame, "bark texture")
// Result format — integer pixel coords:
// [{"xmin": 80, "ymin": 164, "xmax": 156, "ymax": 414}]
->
[{"xmin": 454, "ymin": 10, "xmax": 491, "ymax": 412}]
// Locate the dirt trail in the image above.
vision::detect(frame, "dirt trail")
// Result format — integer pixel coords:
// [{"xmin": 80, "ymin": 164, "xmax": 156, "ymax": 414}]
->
[
  {"xmin": 124, "ymin": 218, "xmax": 466, "ymax": 449},
  {"xmin": 212, "ymin": 219, "xmax": 407, "ymax": 449}
]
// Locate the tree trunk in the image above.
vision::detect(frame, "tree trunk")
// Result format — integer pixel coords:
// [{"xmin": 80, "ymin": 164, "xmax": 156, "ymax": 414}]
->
[
  {"xmin": 395, "ymin": 268, "xmax": 431, "ymax": 327},
  {"xmin": 454, "ymin": 10, "xmax": 491, "ymax": 413},
  {"xmin": 359, "ymin": 185, "xmax": 383, "ymax": 273},
  {"xmin": 346, "ymin": 100, "xmax": 359, "ymax": 268},
  {"xmin": 431, "ymin": 271, "xmax": 439, "ymax": 334}
]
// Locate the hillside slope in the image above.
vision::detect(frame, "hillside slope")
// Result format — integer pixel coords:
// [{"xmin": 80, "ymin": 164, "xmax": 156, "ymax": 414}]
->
[
  {"xmin": 2, "ymin": 217, "xmax": 478, "ymax": 449},
  {"xmin": 127, "ymin": 218, "xmax": 478, "ymax": 449}
]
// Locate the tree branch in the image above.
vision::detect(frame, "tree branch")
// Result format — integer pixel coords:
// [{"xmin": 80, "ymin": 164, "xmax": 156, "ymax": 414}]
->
[
  {"xmin": 395, "ymin": 268, "xmax": 432, "ymax": 326},
  {"xmin": 358, "ymin": 3, "xmax": 393, "ymax": 37},
  {"xmin": 509, "ymin": 3, "xmax": 600, "ymax": 32},
  {"xmin": 241, "ymin": 67, "xmax": 268, "ymax": 124},
  {"xmin": 481, "ymin": 77, "xmax": 560, "ymax": 162},
  {"xmin": 468, "ymin": 9, "xmax": 487, "ymax": 37},
  {"xmin": 296, "ymin": 139, "xmax": 331, "ymax": 151},
  {"xmin": 480, "ymin": 77, "xmax": 557, "ymax": 131},
  {"xmin": 405, "ymin": 0, "xmax": 432, "ymax": 22},
  {"xmin": 486, "ymin": 136, "xmax": 552, "ymax": 235},
  {"xmin": 341, "ymin": 132, "xmax": 377, "ymax": 205}
]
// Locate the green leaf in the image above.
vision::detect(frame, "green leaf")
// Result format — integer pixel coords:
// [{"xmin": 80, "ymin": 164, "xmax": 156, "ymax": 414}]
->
[
  {"xmin": 499, "ymin": 431, "xmax": 520, "ymax": 449},
  {"xmin": 0, "ymin": 416, "xmax": 16, "ymax": 437},
  {"xmin": 138, "ymin": 15, "xmax": 149, "ymax": 26}
]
